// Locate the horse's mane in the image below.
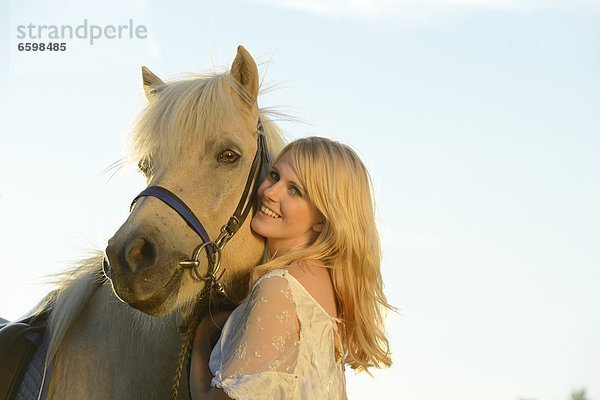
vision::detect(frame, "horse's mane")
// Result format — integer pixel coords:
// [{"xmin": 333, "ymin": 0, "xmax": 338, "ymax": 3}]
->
[
  {"xmin": 40, "ymin": 252, "xmax": 106, "ymax": 361},
  {"xmin": 130, "ymin": 71, "xmax": 286, "ymax": 171}
]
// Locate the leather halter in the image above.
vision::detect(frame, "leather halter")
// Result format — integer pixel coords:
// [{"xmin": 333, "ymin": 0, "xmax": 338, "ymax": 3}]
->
[{"xmin": 120, "ymin": 119, "xmax": 270, "ymax": 299}]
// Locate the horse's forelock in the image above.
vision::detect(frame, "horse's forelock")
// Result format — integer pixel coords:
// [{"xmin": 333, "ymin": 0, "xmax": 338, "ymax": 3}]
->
[{"xmin": 130, "ymin": 73, "xmax": 246, "ymax": 172}]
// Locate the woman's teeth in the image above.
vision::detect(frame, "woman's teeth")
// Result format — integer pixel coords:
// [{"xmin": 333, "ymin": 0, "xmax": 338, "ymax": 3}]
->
[{"xmin": 261, "ymin": 204, "xmax": 281, "ymax": 218}]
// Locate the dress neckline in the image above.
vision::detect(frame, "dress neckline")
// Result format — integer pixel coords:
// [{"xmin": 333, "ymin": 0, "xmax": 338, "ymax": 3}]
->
[{"xmin": 269, "ymin": 268, "xmax": 338, "ymax": 321}]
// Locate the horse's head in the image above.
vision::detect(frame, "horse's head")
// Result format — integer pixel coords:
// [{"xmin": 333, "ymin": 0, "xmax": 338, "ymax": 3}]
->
[{"xmin": 105, "ymin": 46, "xmax": 284, "ymax": 316}]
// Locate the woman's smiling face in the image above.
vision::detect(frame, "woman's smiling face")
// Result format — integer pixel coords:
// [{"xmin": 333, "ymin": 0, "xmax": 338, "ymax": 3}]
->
[{"xmin": 250, "ymin": 152, "xmax": 322, "ymax": 254}]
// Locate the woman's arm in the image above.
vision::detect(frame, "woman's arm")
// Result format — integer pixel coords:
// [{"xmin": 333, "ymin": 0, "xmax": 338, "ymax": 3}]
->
[
  {"xmin": 189, "ymin": 311, "xmax": 232, "ymax": 400},
  {"xmin": 206, "ymin": 387, "xmax": 233, "ymax": 400},
  {"xmin": 197, "ymin": 275, "xmax": 300, "ymax": 399}
]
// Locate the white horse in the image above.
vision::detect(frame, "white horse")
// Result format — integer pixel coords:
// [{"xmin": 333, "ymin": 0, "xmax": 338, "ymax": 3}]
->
[{"xmin": 3, "ymin": 45, "xmax": 285, "ymax": 399}]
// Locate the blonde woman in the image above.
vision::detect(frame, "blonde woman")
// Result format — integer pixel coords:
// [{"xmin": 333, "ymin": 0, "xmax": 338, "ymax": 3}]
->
[{"xmin": 190, "ymin": 137, "xmax": 393, "ymax": 400}]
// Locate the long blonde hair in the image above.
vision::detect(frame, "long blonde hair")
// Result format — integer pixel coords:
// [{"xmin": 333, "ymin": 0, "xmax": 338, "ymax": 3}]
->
[{"xmin": 252, "ymin": 137, "xmax": 393, "ymax": 372}]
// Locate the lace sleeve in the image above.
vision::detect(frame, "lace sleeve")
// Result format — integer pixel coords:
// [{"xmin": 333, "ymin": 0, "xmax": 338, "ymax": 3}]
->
[{"xmin": 217, "ymin": 274, "xmax": 300, "ymax": 381}]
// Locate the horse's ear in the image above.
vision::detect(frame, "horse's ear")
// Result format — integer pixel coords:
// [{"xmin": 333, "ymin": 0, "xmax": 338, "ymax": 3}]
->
[
  {"xmin": 142, "ymin": 66, "xmax": 165, "ymax": 101},
  {"xmin": 230, "ymin": 45, "xmax": 259, "ymax": 104}
]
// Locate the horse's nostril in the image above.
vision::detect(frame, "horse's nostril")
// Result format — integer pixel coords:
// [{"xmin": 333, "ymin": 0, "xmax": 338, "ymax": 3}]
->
[{"xmin": 124, "ymin": 237, "xmax": 157, "ymax": 272}]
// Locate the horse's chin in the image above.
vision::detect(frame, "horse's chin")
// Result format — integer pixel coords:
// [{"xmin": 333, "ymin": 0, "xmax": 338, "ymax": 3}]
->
[{"xmin": 111, "ymin": 268, "xmax": 184, "ymax": 317}]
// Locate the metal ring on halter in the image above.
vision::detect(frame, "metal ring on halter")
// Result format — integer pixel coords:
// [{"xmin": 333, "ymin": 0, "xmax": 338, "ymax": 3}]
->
[{"xmin": 178, "ymin": 241, "xmax": 223, "ymax": 282}]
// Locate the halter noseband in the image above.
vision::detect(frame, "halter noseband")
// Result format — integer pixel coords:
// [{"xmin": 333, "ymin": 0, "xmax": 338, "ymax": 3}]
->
[{"xmin": 126, "ymin": 119, "xmax": 270, "ymax": 299}]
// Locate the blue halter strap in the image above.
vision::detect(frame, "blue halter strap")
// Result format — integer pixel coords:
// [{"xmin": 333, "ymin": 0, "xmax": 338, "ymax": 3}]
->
[{"xmin": 131, "ymin": 186, "xmax": 211, "ymax": 244}]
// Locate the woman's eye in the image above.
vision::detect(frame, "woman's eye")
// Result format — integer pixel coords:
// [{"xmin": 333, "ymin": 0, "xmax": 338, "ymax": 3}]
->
[
  {"xmin": 218, "ymin": 149, "xmax": 240, "ymax": 163},
  {"xmin": 269, "ymin": 171, "xmax": 280, "ymax": 181},
  {"xmin": 290, "ymin": 187, "xmax": 302, "ymax": 197}
]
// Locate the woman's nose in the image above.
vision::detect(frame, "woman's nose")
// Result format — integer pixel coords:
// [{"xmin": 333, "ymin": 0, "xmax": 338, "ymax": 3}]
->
[{"xmin": 263, "ymin": 181, "xmax": 281, "ymax": 201}]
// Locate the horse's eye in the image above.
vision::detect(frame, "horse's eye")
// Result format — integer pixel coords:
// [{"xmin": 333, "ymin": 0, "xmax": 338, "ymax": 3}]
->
[{"xmin": 218, "ymin": 149, "xmax": 240, "ymax": 163}]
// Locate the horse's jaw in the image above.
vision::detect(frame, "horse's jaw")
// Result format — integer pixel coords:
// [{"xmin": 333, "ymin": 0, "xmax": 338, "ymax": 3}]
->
[{"xmin": 106, "ymin": 261, "xmax": 187, "ymax": 316}]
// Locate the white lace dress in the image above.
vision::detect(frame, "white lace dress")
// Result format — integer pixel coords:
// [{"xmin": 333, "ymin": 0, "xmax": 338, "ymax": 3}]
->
[{"xmin": 209, "ymin": 268, "xmax": 347, "ymax": 400}]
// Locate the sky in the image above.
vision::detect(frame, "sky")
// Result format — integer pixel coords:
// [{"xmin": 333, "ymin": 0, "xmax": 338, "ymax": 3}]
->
[{"xmin": 1, "ymin": 1, "xmax": 599, "ymax": 399}]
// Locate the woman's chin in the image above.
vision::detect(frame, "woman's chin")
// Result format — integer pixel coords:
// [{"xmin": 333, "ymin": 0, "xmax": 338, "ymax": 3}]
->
[{"xmin": 251, "ymin": 213, "xmax": 277, "ymax": 237}]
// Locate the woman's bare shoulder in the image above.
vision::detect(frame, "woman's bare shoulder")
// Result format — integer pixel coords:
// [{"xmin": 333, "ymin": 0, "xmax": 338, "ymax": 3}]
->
[{"xmin": 287, "ymin": 260, "xmax": 337, "ymax": 317}]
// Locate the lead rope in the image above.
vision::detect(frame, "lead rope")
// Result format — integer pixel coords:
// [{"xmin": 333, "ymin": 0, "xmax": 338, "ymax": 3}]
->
[
  {"xmin": 170, "ymin": 286, "xmax": 209, "ymax": 400},
  {"xmin": 170, "ymin": 285, "xmax": 232, "ymax": 400},
  {"xmin": 171, "ymin": 326, "xmax": 195, "ymax": 400}
]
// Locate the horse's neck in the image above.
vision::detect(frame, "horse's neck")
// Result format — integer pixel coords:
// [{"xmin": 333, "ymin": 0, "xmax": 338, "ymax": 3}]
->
[{"xmin": 46, "ymin": 259, "xmax": 187, "ymax": 399}]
